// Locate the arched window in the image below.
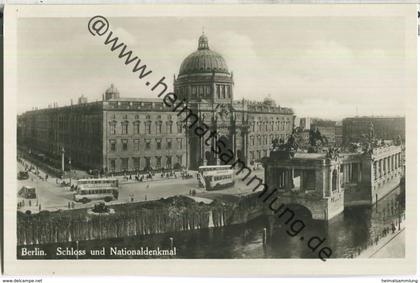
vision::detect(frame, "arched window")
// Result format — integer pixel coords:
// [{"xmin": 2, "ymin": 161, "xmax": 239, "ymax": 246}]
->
[
  {"xmin": 156, "ymin": 121, "xmax": 163, "ymax": 134},
  {"xmin": 133, "ymin": 121, "xmax": 140, "ymax": 134},
  {"xmin": 145, "ymin": 121, "xmax": 152, "ymax": 134},
  {"xmin": 166, "ymin": 121, "xmax": 173, "ymax": 134},
  {"xmin": 109, "ymin": 121, "xmax": 117, "ymax": 135},
  {"xmin": 121, "ymin": 121, "xmax": 129, "ymax": 135},
  {"xmin": 177, "ymin": 121, "xmax": 183, "ymax": 133}
]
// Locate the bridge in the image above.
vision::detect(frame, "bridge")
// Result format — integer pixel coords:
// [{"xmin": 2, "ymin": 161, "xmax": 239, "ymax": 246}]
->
[{"xmin": 264, "ymin": 145, "xmax": 403, "ymax": 221}]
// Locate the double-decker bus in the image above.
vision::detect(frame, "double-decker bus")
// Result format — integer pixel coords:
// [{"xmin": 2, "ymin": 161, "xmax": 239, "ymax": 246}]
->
[
  {"xmin": 74, "ymin": 178, "xmax": 119, "ymax": 203},
  {"xmin": 18, "ymin": 185, "xmax": 37, "ymax": 199},
  {"xmin": 198, "ymin": 165, "xmax": 235, "ymax": 190}
]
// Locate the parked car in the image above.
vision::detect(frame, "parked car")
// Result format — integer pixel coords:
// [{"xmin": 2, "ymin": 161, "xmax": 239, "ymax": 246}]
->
[{"xmin": 18, "ymin": 186, "xmax": 37, "ymax": 199}]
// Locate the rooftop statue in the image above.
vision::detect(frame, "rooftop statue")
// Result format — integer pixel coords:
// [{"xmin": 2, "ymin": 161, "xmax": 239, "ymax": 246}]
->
[
  {"xmin": 308, "ymin": 127, "xmax": 328, "ymax": 153},
  {"xmin": 270, "ymin": 129, "xmax": 300, "ymax": 159},
  {"xmin": 326, "ymin": 146, "xmax": 341, "ymax": 161}
]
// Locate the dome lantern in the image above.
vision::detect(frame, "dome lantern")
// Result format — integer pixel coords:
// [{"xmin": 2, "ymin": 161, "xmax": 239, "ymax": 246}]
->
[
  {"xmin": 104, "ymin": 83, "xmax": 120, "ymax": 100},
  {"xmin": 198, "ymin": 33, "xmax": 209, "ymax": 50}
]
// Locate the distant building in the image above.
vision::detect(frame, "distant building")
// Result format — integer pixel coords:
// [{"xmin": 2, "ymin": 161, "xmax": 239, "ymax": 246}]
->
[
  {"xmin": 299, "ymin": 118, "xmax": 342, "ymax": 146},
  {"xmin": 310, "ymin": 119, "xmax": 338, "ymax": 146},
  {"xmin": 342, "ymin": 117, "xmax": 405, "ymax": 144},
  {"xmin": 335, "ymin": 121, "xmax": 343, "ymax": 146},
  {"xmin": 299, "ymin": 117, "xmax": 312, "ymax": 130},
  {"xmin": 78, "ymin": 95, "xmax": 88, "ymax": 104},
  {"xmin": 295, "ymin": 128, "xmax": 310, "ymax": 149}
]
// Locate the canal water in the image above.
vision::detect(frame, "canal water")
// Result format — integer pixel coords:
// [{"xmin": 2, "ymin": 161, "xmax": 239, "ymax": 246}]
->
[{"xmin": 18, "ymin": 186, "xmax": 404, "ymax": 259}]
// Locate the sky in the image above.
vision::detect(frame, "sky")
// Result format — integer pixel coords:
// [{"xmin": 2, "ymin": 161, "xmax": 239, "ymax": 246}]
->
[{"xmin": 17, "ymin": 16, "xmax": 413, "ymax": 119}]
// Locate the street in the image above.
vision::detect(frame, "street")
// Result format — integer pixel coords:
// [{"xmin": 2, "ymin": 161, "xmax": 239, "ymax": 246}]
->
[{"xmin": 17, "ymin": 159, "xmax": 265, "ymax": 213}]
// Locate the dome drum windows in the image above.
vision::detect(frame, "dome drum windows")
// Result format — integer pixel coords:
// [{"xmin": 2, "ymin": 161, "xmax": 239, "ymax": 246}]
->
[{"xmin": 216, "ymin": 84, "xmax": 232, "ymax": 100}]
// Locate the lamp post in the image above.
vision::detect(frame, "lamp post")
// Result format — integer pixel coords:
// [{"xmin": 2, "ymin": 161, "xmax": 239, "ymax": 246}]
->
[
  {"xmin": 69, "ymin": 158, "xmax": 72, "ymax": 185},
  {"xmin": 183, "ymin": 102, "xmax": 189, "ymax": 171},
  {"xmin": 61, "ymin": 147, "xmax": 65, "ymax": 176}
]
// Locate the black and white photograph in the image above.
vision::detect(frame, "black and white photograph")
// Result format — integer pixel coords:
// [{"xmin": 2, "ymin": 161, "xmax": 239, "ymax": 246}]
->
[{"xmin": 2, "ymin": 3, "xmax": 417, "ymax": 277}]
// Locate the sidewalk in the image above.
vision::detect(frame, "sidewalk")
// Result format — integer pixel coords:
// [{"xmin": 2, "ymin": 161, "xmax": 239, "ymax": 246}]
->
[
  {"xmin": 371, "ymin": 230, "xmax": 405, "ymax": 258},
  {"xmin": 357, "ymin": 220, "xmax": 405, "ymax": 258}
]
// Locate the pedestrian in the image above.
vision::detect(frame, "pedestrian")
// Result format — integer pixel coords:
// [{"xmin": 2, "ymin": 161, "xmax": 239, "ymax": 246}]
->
[
  {"xmin": 68, "ymin": 202, "xmax": 71, "ymax": 209},
  {"xmin": 71, "ymin": 202, "xmax": 75, "ymax": 209},
  {"xmin": 391, "ymin": 223, "xmax": 396, "ymax": 233},
  {"xmin": 39, "ymin": 204, "xmax": 41, "ymax": 211},
  {"xmin": 29, "ymin": 200, "xmax": 31, "ymax": 207}
]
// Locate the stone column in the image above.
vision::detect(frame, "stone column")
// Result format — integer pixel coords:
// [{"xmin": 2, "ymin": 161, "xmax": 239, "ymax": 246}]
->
[
  {"xmin": 346, "ymin": 164, "xmax": 350, "ymax": 183},
  {"xmin": 301, "ymin": 170, "xmax": 306, "ymax": 191},
  {"xmin": 290, "ymin": 169, "xmax": 294, "ymax": 190},
  {"xmin": 381, "ymin": 158, "xmax": 384, "ymax": 177},
  {"xmin": 329, "ymin": 168, "xmax": 333, "ymax": 196},
  {"xmin": 342, "ymin": 164, "xmax": 346, "ymax": 183},
  {"xmin": 349, "ymin": 163, "xmax": 353, "ymax": 183},
  {"xmin": 391, "ymin": 156, "xmax": 393, "ymax": 172}
]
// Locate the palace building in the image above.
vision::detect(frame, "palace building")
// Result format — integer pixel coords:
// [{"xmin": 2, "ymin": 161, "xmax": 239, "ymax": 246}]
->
[{"xmin": 17, "ymin": 34, "xmax": 295, "ymax": 173}]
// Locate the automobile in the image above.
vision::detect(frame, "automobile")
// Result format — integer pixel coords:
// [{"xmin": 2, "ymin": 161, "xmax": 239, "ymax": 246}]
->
[
  {"xmin": 18, "ymin": 186, "xmax": 37, "ymax": 199},
  {"xmin": 17, "ymin": 171, "xmax": 29, "ymax": 180}
]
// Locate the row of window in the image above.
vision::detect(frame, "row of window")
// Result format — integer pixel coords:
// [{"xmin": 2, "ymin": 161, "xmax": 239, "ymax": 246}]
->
[
  {"xmin": 79, "ymin": 189, "xmax": 113, "ymax": 195},
  {"xmin": 108, "ymin": 101, "xmax": 165, "ymax": 110},
  {"xmin": 109, "ymin": 155, "xmax": 183, "ymax": 171},
  {"xmin": 249, "ymin": 149, "xmax": 270, "ymax": 161},
  {"xmin": 250, "ymin": 120, "xmax": 292, "ymax": 132},
  {"xmin": 177, "ymin": 84, "xmax": 232, "ymax": 100},
  {"xmin": 109, "ymin": 121, "xmax": 184, "ymax": 135},
  {"xmin": 110, "ymin": 114, "xmax": 174, "ymax": 121},
  {"xmin": 213, "ymin": 175, "xmax": 232, "ymax": 181},
  {"xmin": 109, "ymin": 138, "xmax": 184, "ymax": 152},
  {"xmin": 250, "ymin": 134, "xmax": 288, "ymax": 147}
]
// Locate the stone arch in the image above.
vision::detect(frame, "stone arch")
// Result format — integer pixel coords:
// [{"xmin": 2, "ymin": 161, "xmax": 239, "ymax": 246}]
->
[{"xmin": 285, "ymin": 203, "xmax": 313, "ymax": 220}]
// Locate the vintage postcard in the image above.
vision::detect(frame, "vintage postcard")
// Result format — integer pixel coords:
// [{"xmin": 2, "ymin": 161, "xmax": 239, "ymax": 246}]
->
[{"xmin": 3, "ymin": 3, "xmax": 417, "ymax": 276}]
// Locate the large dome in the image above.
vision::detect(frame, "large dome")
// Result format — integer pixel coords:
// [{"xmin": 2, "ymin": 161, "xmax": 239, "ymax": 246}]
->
[{"xmin": 179, "ymin": 34, "xmax": 229, "ymax": 76}]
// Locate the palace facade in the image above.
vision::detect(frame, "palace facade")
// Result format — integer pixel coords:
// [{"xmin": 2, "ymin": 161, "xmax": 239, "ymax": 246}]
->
[{"xmin": 17, "ymin": 34, "xmax": 295, "ymax": 173}]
